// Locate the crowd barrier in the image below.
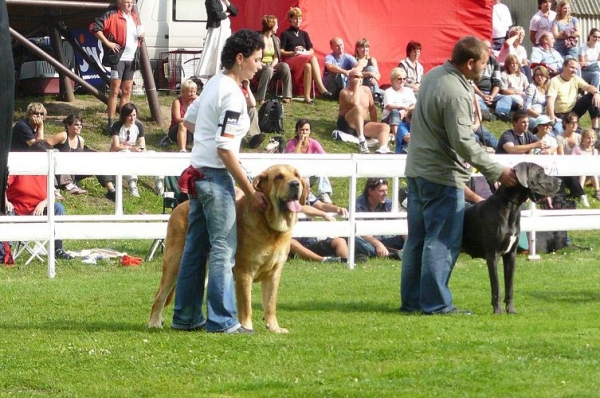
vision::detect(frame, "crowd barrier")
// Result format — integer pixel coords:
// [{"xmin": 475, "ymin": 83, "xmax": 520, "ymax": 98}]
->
[{"xmin": 2, "ymin": 151, "xmax": 600, "ymax": 278}]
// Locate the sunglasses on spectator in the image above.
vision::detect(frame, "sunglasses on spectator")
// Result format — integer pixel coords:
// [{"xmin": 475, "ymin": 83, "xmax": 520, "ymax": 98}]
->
[
  {"xmin": 394, "ymin": 77, "xmax": 405, "ymax": 81},
  {"xmin": 72, "ymin": 123, "xmax": 83, "ymax": 127},
  {"xmin": 368, "ymin": 178, "xmax": 387, "ymax": 188},
  {"xmin": 126, "ymin": 130, "xmax": 131, "ymax": 141},
  {"xmin": 534, "ymin": 74, "xmax": 546, "ymax": 78}
]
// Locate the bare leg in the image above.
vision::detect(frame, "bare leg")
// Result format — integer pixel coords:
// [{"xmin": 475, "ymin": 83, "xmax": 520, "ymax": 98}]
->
[
  {"xmin": 176, "ymin": 123, "xmax": 188, "ymax": 152},
  {"xmin": 107, "ymin": 79, "xmax": 122, "ymax": 119},
  {"xmin": 120, "ymin": 79, "xmax": 133, "ymax": 109},
  {"xmin": 344, "ymin": 105, "xmax": 366, "ymax": 141},
  {"xmin": 364, "ymin": 122, "xmax": 391, "ymax": 148},
  {"xmin": 303, "ymin": 63, "xmax": 312, "ymax": 102},
  {"xmin": 290, "ymin": 239, "xmax": 324, "ymax": 262},
  {"xmin": 309, "ymin": 56, "xmax": 328, "ymax": 94},
  {"xmin": 331, "ymin": 238, "xmax": 349, "ymax": 258}
]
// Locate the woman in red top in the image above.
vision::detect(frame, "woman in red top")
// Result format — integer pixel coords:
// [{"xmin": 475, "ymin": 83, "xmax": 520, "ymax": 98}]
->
[{"xmin": 167, "ymin": 79, "xmax": 198, "ymax": 152}]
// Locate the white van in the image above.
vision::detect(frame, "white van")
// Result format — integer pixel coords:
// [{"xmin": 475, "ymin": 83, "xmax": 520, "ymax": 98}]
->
[{"xmin": 136, "ymin": 0, "xmax": 207, "ymax": 90}]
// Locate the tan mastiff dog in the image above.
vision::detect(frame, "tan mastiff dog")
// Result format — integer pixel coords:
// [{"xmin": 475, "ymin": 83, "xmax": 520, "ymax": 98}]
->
[{"xmin": 149, "ymin": 164, "xmax": 307, "ymax": 333}]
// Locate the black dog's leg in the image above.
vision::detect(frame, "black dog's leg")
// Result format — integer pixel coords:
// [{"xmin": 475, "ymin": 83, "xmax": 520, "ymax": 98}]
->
[
  {"xmin": 486, "ymin": 254, "xmax": 503, "ymax": 314},
  {"xmin": 502, "ymin": 251, "xmax": 518, "ymax": 314}
]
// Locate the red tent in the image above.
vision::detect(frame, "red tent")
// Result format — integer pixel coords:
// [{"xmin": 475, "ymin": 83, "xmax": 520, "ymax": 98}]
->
[{"xmin": 232, "ymin": 0, "xmax": 493, "ymax": 86}]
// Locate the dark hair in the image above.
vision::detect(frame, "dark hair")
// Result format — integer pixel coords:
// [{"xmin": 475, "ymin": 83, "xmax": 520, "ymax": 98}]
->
[
  {"xmin": 511, "ymin": 110, "xmax": 528, "ymax": 123},
  {"xmin": 294, "ymin": 118, "xmax": 311, "ymax": 138},
  {"xmin": 363, "ymin": 178, "xmax": 388, "ymax": 197},
  {"xmin": 406, "ymin": 40, "xmax": 421, "ymax": 57},
  {"xmin": 451, "ymin": 36, "xmax": 488, "ymax": 66},
  {"xmin": 563, "ymin": 57, "xmax": 578, "ymax": 67},
  {"xmin": 221, "ymin": 29, "xmax": 265, "ymax": 70},
  {"xmin": 261, "ymin": 15, "xmax": 277, "ymax": 33},
  {"xmin": 62, "ymin": 114, "xmax": 82, "ymax": 127},
  {"xmin": 29, "ymin": 139, "xmax": 52, "ymax": 152},
  {"xmin": 587, "ymin": 28, "xmax": 600, "ymax": 42},
  {"xmin": 119, "ymin": 103, "xmax": 138, "ymax": 123},
  {"xmin": 538, "ymin": 0, "xmax": 551, "ymax": 9},
  {"xmin": 562, "ymin": 111, "xmax": 578, "ymax": 126}
]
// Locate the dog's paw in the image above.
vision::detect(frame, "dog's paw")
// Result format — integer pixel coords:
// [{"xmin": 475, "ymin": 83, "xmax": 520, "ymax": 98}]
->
[{"xmin": 266, "ymin": 324, "xmax": 289, "ymax": 334}]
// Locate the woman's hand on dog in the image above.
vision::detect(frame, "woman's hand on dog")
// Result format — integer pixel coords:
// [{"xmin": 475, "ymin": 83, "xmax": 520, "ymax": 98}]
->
[{"xmin": 250, "ymin": 190, "xmax": 268, "ymax": 212}]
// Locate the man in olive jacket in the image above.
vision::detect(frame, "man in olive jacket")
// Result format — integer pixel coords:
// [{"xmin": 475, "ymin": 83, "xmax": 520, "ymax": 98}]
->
[{"xmin": 400, "ymin": 36, "xmax": 518, "ymax": 315}]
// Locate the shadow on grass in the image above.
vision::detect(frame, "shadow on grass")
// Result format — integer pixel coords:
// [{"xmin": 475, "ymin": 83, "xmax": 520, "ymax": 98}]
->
[
  {"xmin": 277, "ymin": 299, "xmax": 400, "ymax": 314},
  {"xmin": 523, "ymin": 289, "xmax": 600, "ymax": 303},
  {"xmin": 0, "ymin": 320, "xmax": 150, "ymax": 333}
]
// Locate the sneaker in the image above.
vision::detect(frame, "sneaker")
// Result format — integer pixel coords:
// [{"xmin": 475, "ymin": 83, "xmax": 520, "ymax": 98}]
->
[
  {"xmin": 54, "ymin": 189, "xmax": 65, "ymax": 200},
  {"xmin": 129, "ymin": 183, "xmax": 140, "ymax": 198},
  {"xmin": 248, "ymin": 132, "xmax": 266, "ymax": 149},
  {"xmin": 214, "ymin": 326, "xmax": 255, "ymax": 334},
  {"xmin": 154, "ymin": 179, "xmax": 165, "ymax": 196},
  {"xmin": 496, "ymin": 112, "xmax": 511, "ymax": 123},
  {"xmin": 322, "ymin": 256, "xmax": 342, "ymax": 263},
  {"xmin": 55, "ymin": 248, "xmax": 74, "ymax": 260},
  {"xmin": 179, "ymin": 149, "xmax": 187, "ymax": 153},
  {"xmin": 319, "ymin": 193, "xmax": 333, "ymax": 204},
  {"xmin": 375, "ymin": 146, "xmax": 392, "ymax": 154},
  {"xmin": 64, "ymin": 183, "xmax": 87, "ymax": 195},
  {"xmin": 481, "ymin": 110, "xmax": 497, "ymax": 122},
  {"xmin": 580, "ymin": 195, "xmax": 590, "ymax": 208},
  {"xmin": 332, "ymin": 129, "xmax": 344, "ymax": 141},
  {"xmin": 358, "ymin": 140, "xmax": 370, "ymax": 154},
  {"xmin": 265, "ymin": 138, "xmax": 280, "ymax": 152},
  {"xmin": 341, "ymin": 254, "xmax": 368, "ymax": 263},
  {"xmin": 440, "ymin": 307, "xmax": 473, "ymax": 315},
  {"xmin": 160, "ymin": 135, "xmax": 173, "ymax": 147},
  {"xmin": 105, "ymin": 190, "xmax": 116, "ymax": 202},
  {"xmin": 388, "ymin": 250, "xmax": 403, "ymax": 260}
]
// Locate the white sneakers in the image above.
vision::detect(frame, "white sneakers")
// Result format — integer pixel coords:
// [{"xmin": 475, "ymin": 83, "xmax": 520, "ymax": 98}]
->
[
  {"xmin": 129, "ymin": 180, "xmax": 140, "ymax": 198},
  {"xmin": 580, "ymin": 195, "xmax": 590, "ymax": 208},
  {"xmin": 375, "ymin": 146, "xmax": 393, "ymax": 154},
  {"xmin": 154, "ymin": 179, "xmax": 165, "ymax": 196},
  {"xmin": 358, "ymin": 140, "xmax": 370, "ymax": 154}
]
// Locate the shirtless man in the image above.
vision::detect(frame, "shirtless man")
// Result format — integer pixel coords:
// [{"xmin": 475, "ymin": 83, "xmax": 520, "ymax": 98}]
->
[{"xmin": 336, "ymin": 71, "xmax": 391, "ymax": 154}]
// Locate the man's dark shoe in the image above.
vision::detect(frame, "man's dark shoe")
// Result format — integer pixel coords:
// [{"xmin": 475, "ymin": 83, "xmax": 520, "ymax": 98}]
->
[
  {"xmin": 388, "ymin": 250, "xmax": 403, "ymax": 261},
  {"xmin": 481, "ymin": 110, "xmax": 497, "ymax": 122},
  {"xmin": 495, "ymin": 112, "xmax": 511, "ymax": 123},
  {"xmin": 55, "ymin": 249, "xmax": 74, "ymax": 260},
  {"xmin": 321, "ymin": 91, "xmax": 335, "ymax": 100},
  {"xmin": 248, "ymin": 132, "xmax": 266, "ymax": 149},
  {"xmin": 105, "ymin": 190, "xmax": 116, "ymax": 202}
]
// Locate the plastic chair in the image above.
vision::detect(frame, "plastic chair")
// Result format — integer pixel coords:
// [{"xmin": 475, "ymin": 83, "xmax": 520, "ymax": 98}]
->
[{"xmin": 146, "ymin": 176, "xmax": 188, "ymax": 261}]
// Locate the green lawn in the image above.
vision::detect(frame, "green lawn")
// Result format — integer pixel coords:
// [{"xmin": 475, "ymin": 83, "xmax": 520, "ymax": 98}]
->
[{"xmin": 3, "ymin": 93, "xmax": 600, "ymax": 397}]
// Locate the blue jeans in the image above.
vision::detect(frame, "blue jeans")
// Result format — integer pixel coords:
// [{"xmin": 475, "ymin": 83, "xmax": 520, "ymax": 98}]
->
[
  {"xmin": 477, "ymin": 94, "xmax": 514, "ymax": 115},
  {"xmin": 354, "ymin": 235, "xmax": 404, "ymax": 258},
  {"xmin": 473, "ymin": 126, "xmax": 499, "ymax": 149},
  {"xmin": 400, "ymin": 177, "xmax": 465, "ymax": 314},
  {"xmin": 581, "ymin": 68, "xmax": 600, "ymax": 90},
  {"xmin": 172, "ymin": 167, "xmax": 240, "ymax": 332}
]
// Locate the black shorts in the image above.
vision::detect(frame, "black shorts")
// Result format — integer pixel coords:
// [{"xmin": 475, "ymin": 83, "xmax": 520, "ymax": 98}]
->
[
  {"xmin": 111, "ymin": 60, "xmax": 136, "ymax": 81},
  {"xmin": 168, "ymin": 124, "xmax": 193, "ymax": 145},
  {"xmin": 294, "ymin": 237, "xmax": 335, "ymax": 257},
  {"xmin": 336, "ymin": 115, "xmax": 367, "ymax": 136}
]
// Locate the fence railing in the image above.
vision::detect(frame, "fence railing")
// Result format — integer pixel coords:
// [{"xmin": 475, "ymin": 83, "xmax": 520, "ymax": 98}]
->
[{"xmin": 3, "ymin": 151, "xmax": 600, "ymax": 278}]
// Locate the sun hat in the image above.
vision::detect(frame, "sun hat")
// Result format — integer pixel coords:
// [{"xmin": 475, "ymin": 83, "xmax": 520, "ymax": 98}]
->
[{"xmin": 534, "ymin": 115, "xmax": 553, "ymax": 127}]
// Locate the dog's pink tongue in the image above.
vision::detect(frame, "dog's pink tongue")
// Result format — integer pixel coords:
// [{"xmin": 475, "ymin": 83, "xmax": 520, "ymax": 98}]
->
[{"xmin": 286, "ymin": 199, "xmax": 302, "ymax": 213}]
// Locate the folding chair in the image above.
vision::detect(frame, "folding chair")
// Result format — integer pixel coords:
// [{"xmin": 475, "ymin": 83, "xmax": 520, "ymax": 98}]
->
[
  {"xmin": 13, "ymin": 240, "xmax": 48, "ymax": 265},
  {"xmin": 146, "ymin": 176, "xmax": 188, "ymax": 261}
]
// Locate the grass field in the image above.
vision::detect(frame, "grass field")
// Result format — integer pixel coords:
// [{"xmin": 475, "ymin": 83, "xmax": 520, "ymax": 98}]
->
[{"xmin": 3, "ymin": 93, "xmax": 600, "ymax": 396}]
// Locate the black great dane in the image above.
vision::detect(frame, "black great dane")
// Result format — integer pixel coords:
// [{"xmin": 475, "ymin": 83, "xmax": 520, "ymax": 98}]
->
[{"xmin": 462, "ymin": 162, "xmax": 561, "ymax": 314}]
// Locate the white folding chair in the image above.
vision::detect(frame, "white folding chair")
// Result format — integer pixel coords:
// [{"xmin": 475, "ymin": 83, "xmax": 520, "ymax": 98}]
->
[{"xmin": 13, "ymin": 240, "xmax": 48, "ymax": 265}]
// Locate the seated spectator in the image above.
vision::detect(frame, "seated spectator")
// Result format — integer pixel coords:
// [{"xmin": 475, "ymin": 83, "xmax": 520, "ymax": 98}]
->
[
  {"xmin": 525, "ymin": 65, "xmax": 551, "ymax": 128},
  {"xmin": 472, "ymin": 90, "xmax": 499, "ymax": 150},
  {"xmin": 531, "ymin": 31, "xmax": 564, "ymax": 76},
  {"xmin": 279, "ymin": 7, "xmax": 332, "ymax": 104},
  {"xmin": 5, "ymin": 140, "xmax": 73, "ymax": 259},
  {"xmin": 289, "ymin": 190, "xmax": 367, "ymax": 263},
  {"xmin": 254, "ymin": 15, "xmax": 292, "ymax": 105},
  {"xmin": 529, "ymin": 0, "xmax": 556, "ymax": 46},
  {"xmin": 398, "ymin": 40, "xmax": 424, "ymax": 94},
  {"xmin": 355, "ymin": 178, "xmax": 404, "ymax": 259},
  {"xmin": 579, "ymin": 28, "xmax": 600, "ymax": 90},
  {"xmin": 285, "ymin": 119, "xmax": 333, "ymax": 203},
  {"xmin": 11, "ymin": 102, "xmax": 46, "ymax": 151},
  {"xmin": 473, "ymin": 40, "xmax": 511, "ymax": 122},
  {"xmin": 533, "ymin": 115, "xmax": 558, "ymax": 155},
  {"xmin": 382, "ymin": 68, "xmax": 416, "ymax": 143},
  {"xmin": 497, "ymin": 26, "xmax": 530, "ymax": 77},
  {"xmin": 323, "ymin": 37, "xmax": 360, "ymax": 98},
  {"xmin": 337, "ymin": 71, "xmax": 391, "ymax": 154},
  {"xmin": 240, "ymin": 79, "xmax": 265, "ymax": 149},
  {"xmin": 499, "ymin": 54, "xmax": 529, "ymax": 117},
  {"xmin": 110, "ymin": 103, "xmax": 164, "ymax": 198},
  {"xmin": 167, "ymin": 79, "xmax": 197, "ymax": 153},
  {"xmin": 46, "ymin": 114, "xmax": 117, "ymax": 201},
  {"xmin": 551, "ymin": 0, "xmax": 580, "ymax": 60},
  {"xmin": 547, "ymin": 58, "xmax": 600, "ymax": 135},
  {"xmin": 496, "ymin": 110, "xmax": 543, "ymax": 154},
  {"xmin": 395, "ymin": 109, "xmax": 412, "ymax": 154},
  {"xmin": 556, "ymin": 112, "xmax": 587, "ymax": 205},
  {"xmin": 575, "ymin": 128, "xmax": 600, "ymax": 201},
  {"xmin": 354, "ymin": 38, "xmax": 382, "ymax": 100}
]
